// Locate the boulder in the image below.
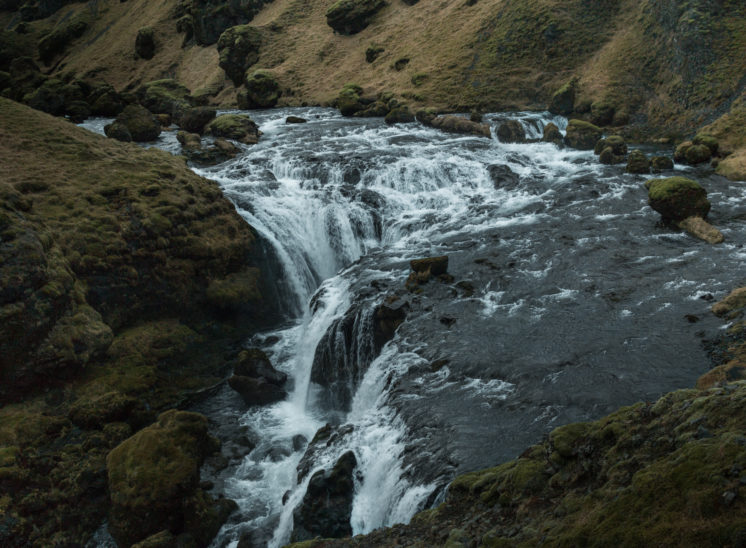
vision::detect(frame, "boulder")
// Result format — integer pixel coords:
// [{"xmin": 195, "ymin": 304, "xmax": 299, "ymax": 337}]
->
[
  {"xmin": 104, "ymin": 121, "xmax": 133, "ymax": 142},
  {"xmin": 137, "ymin": 79, "xmax": 193, "ymax": 118},
  {"xmin": 385, "ymin": 105, "xmax": 415, "ymax": 124},
  {"xmin": 548, "ymin": 78, "xmax": 576, "ymax": 115},
  {"xmin": 7, "ymin": 56, "xmax": 45, "ymax": 101},
  {"xmin": 407, "ymin": 255, "xmax": 450, "ymax": 290},
  {"xmin": 22, "ymin": 78, "xmax": 66, "ymax": 115},
  {"xmin": 563, "ymin": 119, "xmax": 602, "ymax": 150},
  {"xmin": 590, "ymin": 100, "xmax": 615, "ymax": 126},
  {"xmin": 496, "ymin": 120, "xmax": 526, "ymax": 143},
  {"xmin": 291, "ymin": 451, "xmax": 357, "ymax": 541},
  {"xmin": 88, "ymin": 84, "xmax": 125, "ymax": 117},
  {"xmin": 189, "ymin": 0, "xmax": 269, "ymax": 46},
  {"xmin": 599, "ymin": 146, "xmax": 624, "ymax": 165},
  {"xmin": 66, "ymin": 100, "xmax": 91, "ymax": 123},
  {"xmin": 234, "ymin": 348, "xmax": 287, "ymax": 385},
  {"xmin": 677, "ymin": 216, "xmax": 724, "ymax": 244},
  {"xmin": 417, "ymin": 111, "xmax": 491, "ymax": 138},
  {"xmin": 594, "ymin": 135, "xmax": 626, "ymax": 156},
  {"xmin": 135, "ymin": 27, "xmax": 156, "ymax": 60},
  {"xmin": 354, "ymin": 100, "xmax": 390, "ymax": 117},
  {"xmin": 692, "ymin": 134, "xmax": 718, "ymax": 155},
  {"xmin": 685, "ymin": 144, "xmax": 712, "ymax": 165},
  {"xmin": 112, "ymin": 104, "xmax": 161, "ymax": 142},
  {"xmin": 228, "ymin": 375, "xmax": 286, "ymax": 406},
  {"xmin": 177, "ymin": 107, "xmax": 216, "ymax": 134},
  {"xmin": 674, "ymin": 141, "xmax": 693, "ymax": 164},
  {"xmin": 286, "ymin": 116, "xmax": 307, "ymax": 123},
  {"xmin": 217, "ymin": 25, "xmax": 262, "ymax": 87},
  {"xmin": 542, "ymin": 122, "xmax": 563, "ymax": 145},
  {"xmin": 326, "ymin": 0, "xmax": 386, "ymax": 35},
  {"xmin": 626, "ymin": 149, "xmax": 650, "ymax": 174},
  {"xmin": 488, "ymin": 164, "xmax": 520, "ymax": 188},
  {"xmin": 647, "ymin": 176, "xmax": 710, "ymax": 222},
  {"xmin": 207, "ymin": 114, "xmax": 260, "ymax": 144},
  {"xmin": 106, "ymin": 410, "xmax": 231, "ymax": 546},
  {"xmin": 238, "ymin": 70, "xmax": 281, "ymax": 109},
  {"xmin": 336, "ymin": 83, "xmax": 365, "ymax": 116},
  {"xmin": 651, "ymin": 156, "xmax": 674, "ymax": 172},
  {"xmin": 176, "ymin": 130, "xmax": 201, "ymax": 149}
]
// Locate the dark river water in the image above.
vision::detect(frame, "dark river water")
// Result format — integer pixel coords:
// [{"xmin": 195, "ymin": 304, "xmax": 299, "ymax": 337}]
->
[{"xmin": 82, "ymin": 109, "xmax": 746, "ymax": 547}]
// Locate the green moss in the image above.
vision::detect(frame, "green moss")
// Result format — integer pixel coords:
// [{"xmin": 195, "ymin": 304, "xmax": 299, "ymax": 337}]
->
[
  {"xmin": 647, "ymin": 177, "xmax": 704, "ymax": 200},
  {"xmin": 206, "ymin": 269, "xmax": 261, "ymax": 309},
  {"xmin": 550, "ymin": 422, "xmax": 592, "ymax": 458}
]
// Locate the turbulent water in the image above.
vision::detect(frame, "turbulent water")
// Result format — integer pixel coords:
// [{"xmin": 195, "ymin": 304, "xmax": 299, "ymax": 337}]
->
[{"xmin": 82, "ymin": 110, "xmax": 746, "ymax": 547}]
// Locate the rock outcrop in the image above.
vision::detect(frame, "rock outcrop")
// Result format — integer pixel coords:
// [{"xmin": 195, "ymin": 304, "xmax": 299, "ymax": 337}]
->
[
  {"xmin": 238, "ymin": 70, "xmax": 281, "ymax": 109},
  {"xmin": 217, "ymin": 25, "xmax": 263, "ymax": 87},
  {"xmin": 326, "ymin": 0, "xmax": 386, "ymax": 35}
]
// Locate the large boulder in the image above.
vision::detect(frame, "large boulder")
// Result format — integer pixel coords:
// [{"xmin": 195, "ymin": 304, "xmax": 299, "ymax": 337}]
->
[
  {"xmin": 646, "ymin": 176, "xmax": 710, "ymax": 222},
  {"xmin": 177, "ymin": 107, "xmax": 216, "ymax": 134},
  {"xmin": 110, "ymin": 104, "xmax": 161, "ymax": 142},
  {"xmin": 228, "ymin": 375, "xmax": 286, "ymax": 406},
  {"xmin": 626, "ymin": 149, "xmax": 651, "ymax": 174},
  {"xmin": 137, "ymin": 79, "xmax": 193, "ymax": 118},
  {"xmin": 685, "ymin": 144, "xmax": 712, "ymax": 165},
  {"xmin": 238, "ymin": 70, "xmax": 281, "ymax": 108},
  {"xmin": 692, "ymin": 134, "xmax": 719, "ymax": 155},
  {"xmin": 207, "ymin": 114, "xmax": 261, "ymax": 144},
  {"xmin": 107, "ymin": 410, "xmax": 234, "ymax": 546},
  {"xmin": 88, "ymin": 83, "xmax": 125, "ymax": 117},
  {"xmin": 104, "ymin": 121, "xmax": 132, "ymax": 142},
  {"xmin": 326, "ymin": 0, "xmax": 386, "ymax": 35},
  {"xmin": 217, "ymin": 25, "xmax": 262, "ymax": 87},
  {"xmin": 651, "ymin": 156, "xmax": 674, "ymax": 172},
  {"xmin": 563, "ymin": 119, "xmax": 602, "ymax": 150},
  {"xmin": 291, "ymin": 451, "xmax": 358, "ymax": 541},
  {"xmin": 384, "ymin": 105, "xmax": 415, "ymax": 124},
  {"xmin": 336, "ymin": 83, "xmax": 365, "ymax": 116},
  {"xmin": 542, "ymin": 122, "xmax": 563, "ymax": 145},
  {"xmin": 416, "ymin": 111, "xmax": 491, "ymax": 138},
  {"xmin": 548, "ymin": 78, "xmax": 576, "ymax": 115},
  {"xmin": 135, "ymin": 27, "xmax": 156, "ymax": 60},
  {"xmin": 496, "ymin": 120, "xmax": 526, "ymax": 143},
  {"xmin": 594, "ymin": 135, "xmax": 627, "ymax": 156}
]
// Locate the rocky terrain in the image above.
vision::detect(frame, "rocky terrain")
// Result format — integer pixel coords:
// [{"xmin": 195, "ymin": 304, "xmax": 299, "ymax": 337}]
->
[{"xmin": 1, "ymin": 0, "xmax": 746, "ymax": 546}]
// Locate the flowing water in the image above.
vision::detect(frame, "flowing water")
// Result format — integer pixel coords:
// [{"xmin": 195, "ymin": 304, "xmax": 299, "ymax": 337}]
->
[{"xmin": 81, "ymin": 110, "xmax": 746, "ymax": 547}]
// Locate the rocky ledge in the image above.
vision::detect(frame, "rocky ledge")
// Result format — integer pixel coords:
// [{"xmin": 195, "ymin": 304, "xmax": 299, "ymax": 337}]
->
[{"xmin": 0, "ymin": 98, "xmax": 280, "ymax": 547}]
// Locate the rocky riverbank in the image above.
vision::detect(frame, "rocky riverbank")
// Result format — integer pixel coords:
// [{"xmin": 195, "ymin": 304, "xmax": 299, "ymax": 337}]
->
[{"xmin": 0, "ymin": 98, "xmax": 281, "ymax": 546}]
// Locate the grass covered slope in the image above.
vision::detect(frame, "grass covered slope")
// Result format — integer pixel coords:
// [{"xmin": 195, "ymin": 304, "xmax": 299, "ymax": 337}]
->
[{"xmin": 0, "ymin": 98, "xmax": 272, "ymax": 546}]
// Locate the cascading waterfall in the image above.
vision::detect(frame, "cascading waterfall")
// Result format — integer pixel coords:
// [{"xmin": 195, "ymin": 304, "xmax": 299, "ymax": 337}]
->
[{"xmin": 80, "ymin": 109, "xmax": 746, "ymax": 548}]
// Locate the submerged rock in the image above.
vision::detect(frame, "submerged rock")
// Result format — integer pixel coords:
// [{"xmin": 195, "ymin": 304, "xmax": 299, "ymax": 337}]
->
[
  {"xmin": 488, "ymin": 164, "xmax": 520, "ymax": 188},
  {"xmin": 563, "ymin": 119, "xmax": 602, "ymax": 150},
  {"xmin": 407, "ymin": 255, "xmax": 450, "ymax": 290},
  {"xmin": 326, "ymin": 0, "xmax": 386, "ymax": 35},
  {"xmin": 594, "ymin": 135, "xmax": 627, "ymax": 156},
  {"xmin": 286, "ymin": 116, "xmax": 308, "ymax": 124},
  {"xmin": 646, "ymin": 176, "xmax": 710, "ymax": 222},
  {"xmin": 292, "ymin": 451, "xmax": 358, "ymax": 541}
]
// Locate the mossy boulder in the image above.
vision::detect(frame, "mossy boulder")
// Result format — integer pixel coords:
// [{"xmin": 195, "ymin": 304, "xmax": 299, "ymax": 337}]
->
[
  {"xmin": 496, "ymin": 120, "xmax": 526, "ymax": 143},
  {"xmin": 384, "ymin": 105, "xmax": 414, "ymax": 124},
  {"xmin": 22, "ymin": 77, "xmax": 66, "ymax": 115},
  {"xmin": 674, "ymin": 140, "xmax": 693, "ymax": 164},
  {"xmin": 238, "ymin": 70, "xmax": 281, "ymax": 109},
  {"xmin": 693, "ymin": 134, "xmax": 719, "ymax": 155},
  {"xmin": 336, "ymin": 83, "xmax": 365, "ymax": 116},
  {"xmin": 137, "ymin": 79, "xmax": 193, "ymax": 117},
  {"xmin": 104, "ymin": 120, "xmax": 133, "ymax": 142},
  {"xmin": 685, "ymin": 143, "xmax": 712, "ymax": 165},
  {"xmin": 417, "ymin": 112, "xmax": 491, "ymax": 138},
  {"xmin": 563, "ymin": 119, "xmax": 602, "ymax": 150},
  {"xmin": 599, "ymin": 146, "xmax": 624, "ymax": 165},
  {"xmin": 355, "ymin": 100, "xmax": 390, "ymax": 117},
  {"xmin": 217, "ymin": 24, "xmax": 262, "ymax": 87},
  {"xmin": 112, "ymin": 104, "xmax": 161, "ymax": 142},
  {"xmin": 594, "ymin": 135, "xmax": 627, "ymax": 156},
  {"xmin": 88, "ymin": 83, "xmax": 125, "ymax": 117},
  {"xmin": 626, "ymin": 149, "xmax": 650, "ymax": 174},
  {"xmin": 38, "ymin": 18, "xmax": 88, "ymax": 65},
  {"xmin": 326, "ymin": 0, "xmax": 386, "ymax": 35},
  {"xmin": 647, "ymin": 176, "xmax": 710, "ymax": 222},
  {"xmin": 542, "ymin": 122, "xmax": 563, "ymax": 145},
  {"xmin": 177, "ymin": 106, "xmax": 216, "ymax": 134},
  {"xmin": 590, "ymin": 100, "xmax": 615, "ymax": 126},
  {"xmin": 135, "ymin": 27, "xmax": 156, "ymax": 60},
  {"xmin": 207, "ymin": 114, "xmax": 261, "ymax": 144},
  {"xmin": 651, "ymin": 155, "xmax": 674, "ymax": 172},
  {"xmin": 106, "ymin": 410, "xmax": 231, "ymax": 546},
  {"xmin": 548, "ymin": 78, "xmax": 576, "ymax": 115}
]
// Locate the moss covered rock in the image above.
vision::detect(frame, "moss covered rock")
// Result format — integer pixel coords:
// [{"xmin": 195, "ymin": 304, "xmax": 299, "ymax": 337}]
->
[
  {"xmin": 590, "ymin": 100, "xmax": 615, "ymax": 126},
  {"xmin": 135, "ymin": 27, "xmax": 156, "ymax": 60},
  {"xmin": 335, "ymin": 83, "xmax": 365, "ymax": 116},
  {"xmin": 217, "ymin": 24, "xmax": 262, "ymax": 87},
  {"xmin": 137, "ymin": 79, "xmax": 193, "ymax": 117},
  {"xmin": 674, "ymin": 140, "xmax": 693, "ymax": 164},
  {"xmin": 112, "ymin": 104, "xmax": 161, "ymax": 142},
  {"xmin": 496, "ymin": 120, "xmax": 526, "ymax": 143},
  {"xmin": 177, "ymin": 106, "xmax": 216, "ymax": 134},
  {"xmin": 384, "ymin": 105, "xmax": 414, "ymax": 124},
  {"xmin": 651, "ymin": 155, "xmax": 674, "ymax": 172},
  {"xmin": 22, "ymin": 77, "xmax": 66, "ymax": 115},
  {"xmin": 106, "ymin": 410, "xmax": 230, "ymax": 546},
  {"xmin": 693, "ymin": 134, "xmax": 719, "ymax": 155},
  {"xmin": 239, "ymin": 70, "xmax": 281, "ymax": 109},
  {"xmin": 685, "ymin": 143, "xmax": 712, "ymax": 165},
  {"xmin": 548, "ymin": 78, "xmax": 576, "ymax": 115},
  {"xmin": 326, "ymin": 0, "xmax": 386, "ymax": 35},
  {"xmin": 542, "ymin": 122, "xmax": 563, "ymax": 145},
  {"xmin": 418, "ymin": 112, "xmax": 491, "ymax": 138},
  {"xmin": 207, "ymin": 114, "xmax": 261, "ymax": 144},
  {"xmin": 104, "ymin": 120, "xmax": 132, "ymax": 142},
  {"xmin": 626, "ymin": 149, "xmax": 651, "ymax": 174},
  {"xmin": 563, "ymin": 119, "xmax": 602, "ymax": 150},
  {"xmin": 647, "ymin": 176, "xmax": 710, "ymax": 222},
  {"xmin": 594, "ymin": 135, "xmax": 627, "ymax": 156}
]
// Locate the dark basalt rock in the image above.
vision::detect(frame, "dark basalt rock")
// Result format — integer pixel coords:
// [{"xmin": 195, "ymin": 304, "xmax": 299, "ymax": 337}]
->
[
  {"xmin": 326, "ymin": 0, "xmax": 386, "ymax": 35},
  {"xmin": 594, "ymin": 135, "xmax": 627, "ymax": 156},
  {"xmin": 651, "ymin": 155, "xmax": 674, "ymax": 172},
  {"xmin": 365, "ymin": 44, "xmax": 384, "ymax": 62},
  {"xmin": 417, "ymin": 111, "xmax": 491, "ymax": 138},
  {"xmin": 207, "ymin": 114, "xmax": 261, "ymax": 144},
  {"xmin": 496, "ymin": 120, "xmax": 526, "ymax": 143},
  {"xmin": 291, "ymin": 451, "xmax": 358, "ymax": 542},
  {"xmin": 234, "ymin": 347, "xmax": 287, "ymax": 385},
  {"xmin": 135, "ymin": 27, "xmax": 156, "ymax": 60},
  {"xmin": 542, "ymin": 122, "xmax": 563, "ymax": 145},
  {"xmin": 104, "ymin": 120, "xmax": 133, "ymax": 142},
  {"xmin": 217, "ymin": 25, "xmax": 263, "ymax": 86},
  {"xmin": 228, "ymin": 374, "xmax": 287, "ymax": 406},
  {"xmin": 286, "ymin": 115, "xmax": 307, "ymax": 123},
  {"xmin": 488, "ymin": 164, "xmax": 520, "ymax": 189},
  {"xmin": 188, "ymin": 0, "xmax": 270, "ymax": 46},
  {"xmin": 37, "ymin": 18, "xmax": 88, "ymax": 64},
  {"xmin": 178, "ymin": 106, "xmax": 217, "ymax": 134}
]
